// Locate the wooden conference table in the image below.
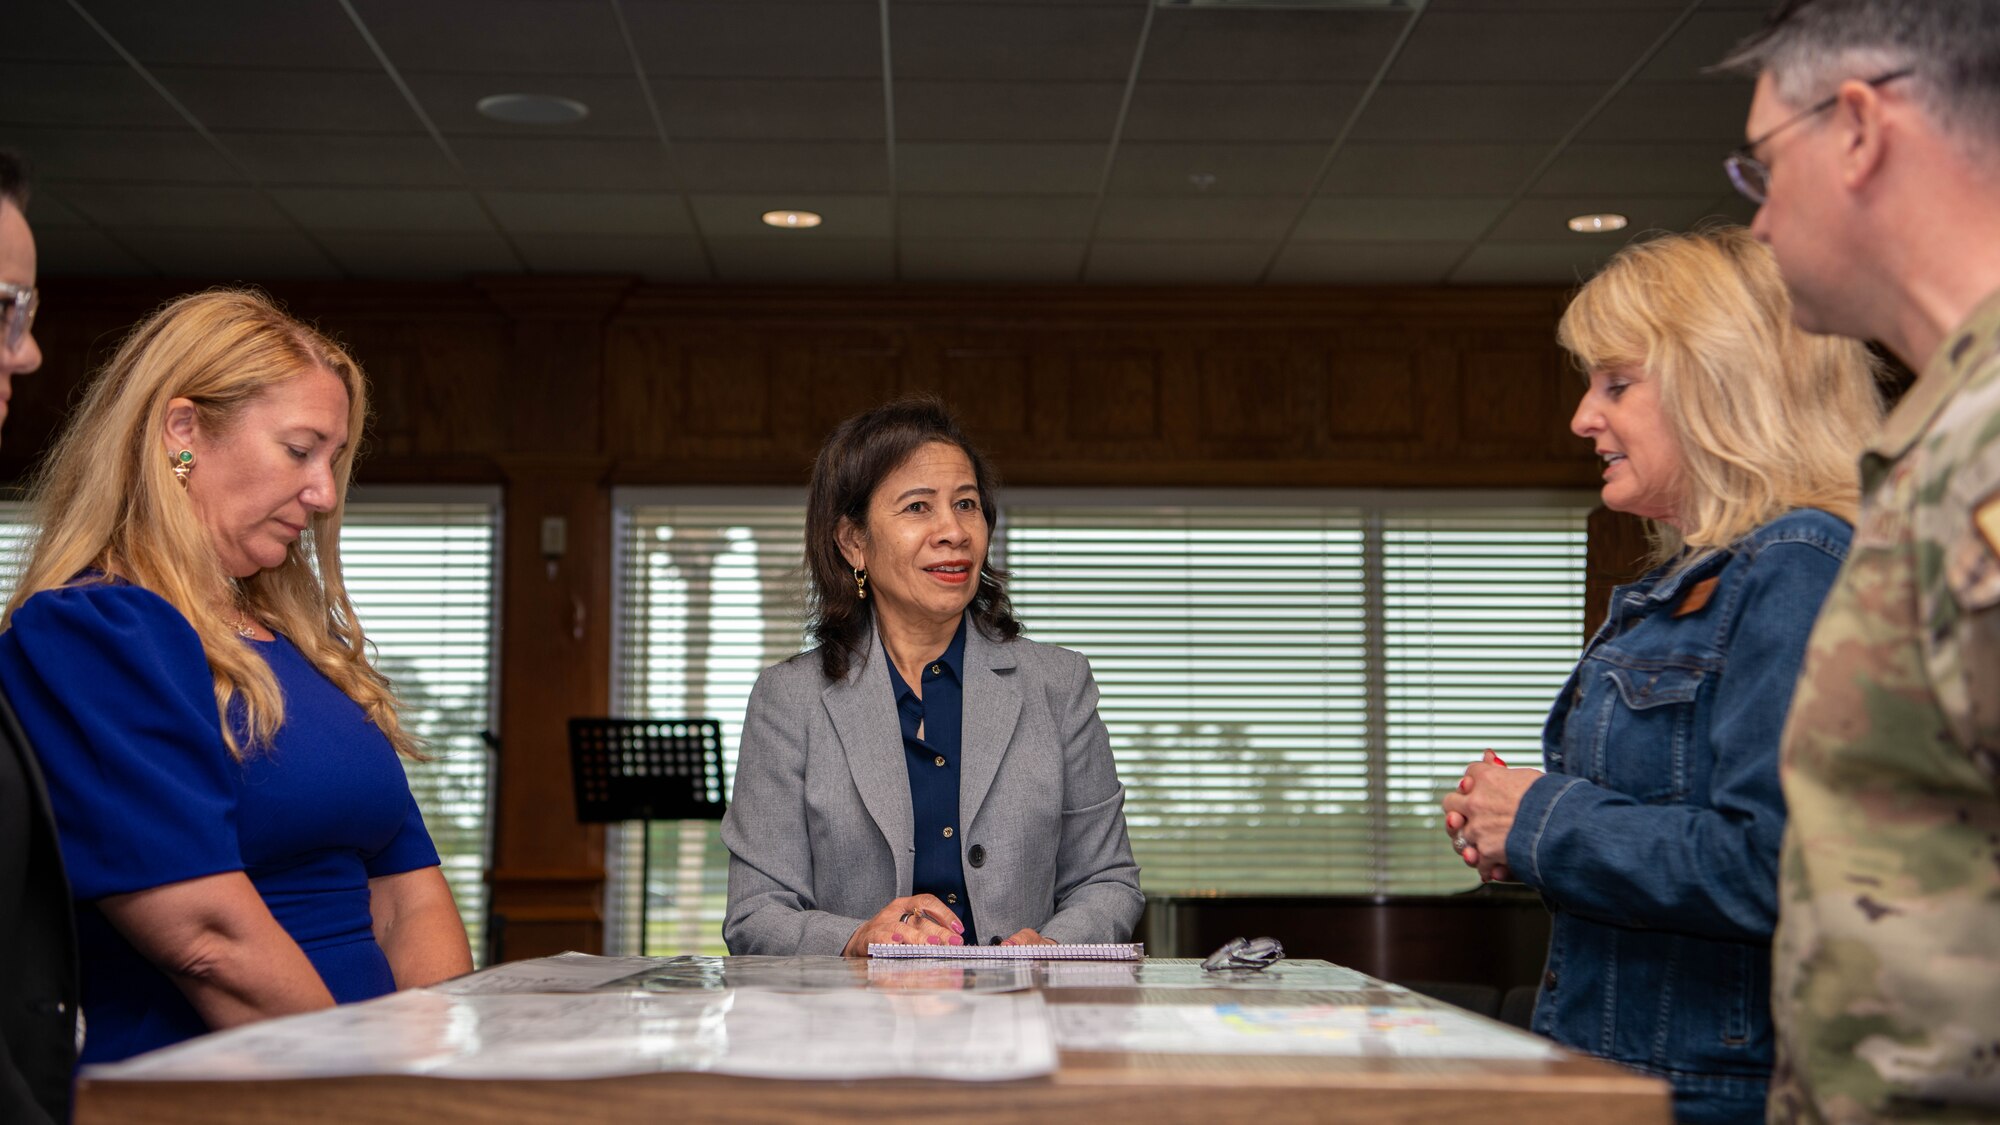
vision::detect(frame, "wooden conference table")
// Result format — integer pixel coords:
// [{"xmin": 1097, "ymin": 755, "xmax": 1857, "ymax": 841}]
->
[{"xmin": 76, "ymin": 956, "xmax": 1670, "ymax": 1125}]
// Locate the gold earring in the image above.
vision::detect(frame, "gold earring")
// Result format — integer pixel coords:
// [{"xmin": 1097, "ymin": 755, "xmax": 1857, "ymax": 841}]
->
[
  {"xmin": 854, "ymin": 568, "xmax": 868, "ymax": 600},
  {"xmin": 172, "ymin": 449, "xmax": 195, "ymax": 485}
]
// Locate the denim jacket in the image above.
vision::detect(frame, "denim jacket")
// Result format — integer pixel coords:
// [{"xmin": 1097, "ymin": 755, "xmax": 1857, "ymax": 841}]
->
[{"xmin": 1507, "ymin": 509, "xmax": 1851, "ymax": 1118}]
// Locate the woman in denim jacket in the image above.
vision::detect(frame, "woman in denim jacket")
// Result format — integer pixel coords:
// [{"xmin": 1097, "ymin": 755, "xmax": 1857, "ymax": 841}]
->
[{"xmin": 1442, "ymin": 229, "xmax": 1883, "ymax": 1125}]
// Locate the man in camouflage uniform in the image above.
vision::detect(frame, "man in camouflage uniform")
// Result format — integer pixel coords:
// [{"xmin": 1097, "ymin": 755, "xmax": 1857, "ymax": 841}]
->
[{"xmin": 1721, "ymin": 2, "xmax": 2000, "ymax": 1120}]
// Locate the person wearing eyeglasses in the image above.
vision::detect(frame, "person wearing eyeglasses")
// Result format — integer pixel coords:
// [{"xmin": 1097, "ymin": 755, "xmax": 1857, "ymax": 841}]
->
[
  {"xmin": 0, "ymin": 150, "xmax": 72, "ymax": 1125},
  {"xmin": 722, "ymin": 396, "xmax": 1142, "ymax": 956},
  {"xmin": 1718, "ymin": 3, "xmax": 2000, "ymax": 1121},
  {"xmin": 1441, "ymin": 228, "xmax": 1883, "ymax": 1125}
]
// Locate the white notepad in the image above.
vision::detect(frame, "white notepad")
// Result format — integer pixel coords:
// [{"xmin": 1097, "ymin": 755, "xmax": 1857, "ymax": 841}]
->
[{"xmin": 868, "ymin": 942, "xmax": 1143, "ymax": 961}]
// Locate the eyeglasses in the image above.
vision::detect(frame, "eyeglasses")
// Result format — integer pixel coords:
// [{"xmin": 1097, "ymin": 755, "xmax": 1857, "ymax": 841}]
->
[
  {"xmin": 1723, "ymin": 68, "xmax": 1912, "ymax": 205},
  {"xmin": 0, "ymin": 283, "xmax": 35, "ymax": 357}
]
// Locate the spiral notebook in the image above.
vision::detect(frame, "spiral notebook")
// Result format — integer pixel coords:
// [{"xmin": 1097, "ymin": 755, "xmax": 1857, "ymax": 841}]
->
[{"xmin": 868, "ymin": 942, "xmax": 1142, "ymax": 961}]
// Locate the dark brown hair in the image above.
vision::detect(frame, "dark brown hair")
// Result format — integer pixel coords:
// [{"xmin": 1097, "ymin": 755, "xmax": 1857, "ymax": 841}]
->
[
  {"xmin": 805, "ymin": 395, "xmax": 1020, "ymax": 681},
  {"xmin": 0, "ymin": 149, "xmax": 30, "ymax": 210}
]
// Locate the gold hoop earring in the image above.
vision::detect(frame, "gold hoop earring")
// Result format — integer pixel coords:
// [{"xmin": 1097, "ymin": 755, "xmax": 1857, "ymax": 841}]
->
[
  {"xmin": 854, "ymin": 568, "xmax": 868, "ymax": 600},
  {"xmin": 172, "ymin": 449, "xmax": 195, "ymax": 486}
]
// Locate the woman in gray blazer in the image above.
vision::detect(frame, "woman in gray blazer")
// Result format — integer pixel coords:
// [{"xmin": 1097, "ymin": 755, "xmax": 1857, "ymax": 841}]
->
[{"xmin": 723, "ymin": 396, "xmax": 1143, "ymax": 956}]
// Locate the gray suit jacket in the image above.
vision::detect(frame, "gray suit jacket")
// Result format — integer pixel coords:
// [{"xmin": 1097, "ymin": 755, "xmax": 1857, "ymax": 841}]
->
[{"xmin": 722, "ymin": 619, "xmax": 1143, "ymax": 955}]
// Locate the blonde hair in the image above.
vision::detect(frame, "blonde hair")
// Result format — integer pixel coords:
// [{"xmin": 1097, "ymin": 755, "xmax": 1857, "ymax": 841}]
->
[
  {"xmin": 1558, "ymin": 227, "xmax": 1884, "ymax": 567},
  {"xmin": 4, "ymin": 289, "xmax": 420, "ymax": 761}
]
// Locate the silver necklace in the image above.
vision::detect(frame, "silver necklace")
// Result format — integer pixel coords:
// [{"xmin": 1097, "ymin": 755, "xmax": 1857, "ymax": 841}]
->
[{"xmin": 228, "ymin": 607, "xmax": 258, "ymax": 640}]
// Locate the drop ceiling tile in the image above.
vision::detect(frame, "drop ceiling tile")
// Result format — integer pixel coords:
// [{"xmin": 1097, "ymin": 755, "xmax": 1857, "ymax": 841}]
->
[
  {"xmin": 624, "ymin": 2, "xmax": 882, "ymax": 79},
  {"xmin": 10, "ymin": 127, "xmax": 237, "ymax": 184},
  {"xmin": 892, "ymin": 4, "xmax": 1145, "ymax": 81},
  {"xmin": 672, "ymin": 142, "xmax": 889, "ymax": 193},
  {"xmin": 273, "ymin": 188, "xmax": 492, "ymax": 232},
  {"xmin": 898, "ymin": 144, "xmax": 1105, "ymax": 195},
  {"xmin": 452, "ymin": 137, "xmax": 682, "ymax": 191},
  {"xmin": 1488, "ymin": 196, "xmax": 1729, "ymax": 242},
  {"xmin": 1705, "ymin": 191, "xmax": 1757, "ymax": 226},
  {"xmin": 78, "ymin": 0, "xmax": 380, "ymax": 69},
  {"xmin": 1083, "ymin": 241, "xmax": 1269, "ymax": 285},
  {"xmin": 1294, "ymin": 196, "xmax": 1506, "ymax": 242},
  {"xmin": 895, "ymin": 82, "xmax": 1123, "ymax": 143},
  {"xmin": 899, "ymin": 195, "xmax": 1097, "ymax": 240},
  {"xmin": 1583, "ymin": 81, "xmax": 1755, "ymax": 142},
  {"xmin": 33, "ymin": 226, "xmax": 155, "ymax": 276},
  {"xmin": 4, "ymin": 64, "xmax": 182, "ymax": 129},
  {"xmin": 1095, "ymin": 196, "xmax": 1295, "ymax": 242},
  {"xmin": 156, "ymin": 68, "xmax": 417, "ymax": 134},
  {"xmin": 1352, "ymin": 83, "xmax": 1604, "ymax": 143},
  {"xmin": 660, "ymin": 80, "xmax": 884, "ymax": 141},
  {"xmin": 1106, "ymin": 143, "xmax": 1323, "ymax": 196},
  {"xmin": 1, "ymin": 0, "xmax": 121, "ymax": 63},
  {"xmin": 1531, "ymin": 143, "xmax": 1733, "ymax": 196},
  {"xmin": 488, "ymin": 191, "xmax": 693, "ymax": 237},
  {"xmin": 689, "ymin": 194, "xmax": 890, "ymax": 238},
  {"xmin": 347, "ymin": 0, "xmax": 630, "ymax": 74},
  {"xmin": 1391, "ymin": 10, "xmax": 1682, "ymax": 83},
  {"xmin": 113, "ymin": 227, "xmax": 345, "ymax": 281},
  {"xmin": 405, "ymin": 74, "xmax": 655, "ymax": 138},
  {"xmin": 1122, "ymin": 83, "xmax": 1366, "ymax": 143},
  {"xmin": 707, "ymin": 236, "xmax": 895, "ymax": 282},
  {"xmin": 20, "ymin": 193, "xmax": 90, "ymax": 229},
  {"xmin": 61, "ymin": 184, "xmax": 292, "ymax": 229},
  {"xmin": 1636, "ymin": 9, "xmax": 1769, "ymax": 83},
  {"xmin": 1140, "ymin": 8, "xmax": 1412, "ymax": 82},
  {"xmin": 1318, "ymin": 143, "xmax": 1546, "ymax": 197},
  {"xmin": 1266, "ymin": 241, "xmax": 1465, "ymax": 285},
  {"xmin": 318, "ymin": 230, "xmax": 522, "ymax": 278},
  {"xmin": 226, "ymin": 133, "xmax": 458, "ymax": 187},
  {"xmin": 901, "ymin": 239, "xmax": 1085, "ymax": 283},
  {"xmin": 1449, "ymin": 239, "xmax": 1622, "ymax": 285},
  {"xmin": 512, "ymin": 234, "xmax": 710, "ymax": 280}
]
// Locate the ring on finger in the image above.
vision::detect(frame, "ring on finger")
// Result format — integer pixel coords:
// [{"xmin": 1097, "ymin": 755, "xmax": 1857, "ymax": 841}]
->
[
  {"xmin": 898, "ymin": 910, "xmax": 917, "ymax": 924},
  {"xmin": 1452, "ymin": 834, "xmax": 1469, "ymax": 851}
]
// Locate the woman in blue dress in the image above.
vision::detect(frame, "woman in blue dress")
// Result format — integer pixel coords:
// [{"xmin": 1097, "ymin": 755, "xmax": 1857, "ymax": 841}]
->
[{"xmin": 0, "ymin": 289, "xmax": 472, "ymax": 1065}]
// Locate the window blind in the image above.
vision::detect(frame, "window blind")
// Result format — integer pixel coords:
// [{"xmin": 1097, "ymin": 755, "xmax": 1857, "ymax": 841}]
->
[
  {"xmin": 610, "ymin": 502, "xmax": 809, "ymax": 956},
  {"xmin": 611, "ymin": 491, "xmax": 1588, "ymax": 952},
  {"xmin": 0, "ymin": 496, "xmax": 499, "ymax": 964}
]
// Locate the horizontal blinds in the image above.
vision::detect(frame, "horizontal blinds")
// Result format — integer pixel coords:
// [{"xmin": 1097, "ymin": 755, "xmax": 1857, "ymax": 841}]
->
[
  {"xmin": 338, "ymin": 502, "xmax": 498, "ymax": 965},
  {"xmin": 612, "ymin": 496, "xmax": 1587, "ymax": 949},
  {"xmin": 0, "ymin": 499, "xmax": 497, "ymax": 965},
  {"xmin": 611, "ymin": 506, "xmax": 810, "ymax": 956}
]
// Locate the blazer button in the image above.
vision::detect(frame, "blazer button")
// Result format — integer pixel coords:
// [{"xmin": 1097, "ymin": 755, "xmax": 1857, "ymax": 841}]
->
[
  {"xmin": 934, "ymin": 755, "xmax": 946, "ymax": 767},
  {"xmin": 946, "ymin": 893, "xmax": 958, "ymax": 904},
  {"xmin": 943, "ymin": 826, "xmax": 953, "ymax": 838},
  {"xmin": 931, "ymin": 663, "xmax": 943, "ymax": 676},
  {"xmin": 968, "ymin": 844, "xmax": 986, "ymax": 868}
]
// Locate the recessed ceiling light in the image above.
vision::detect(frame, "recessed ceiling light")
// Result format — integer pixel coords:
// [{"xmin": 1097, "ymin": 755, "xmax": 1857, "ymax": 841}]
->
[
  {"xmin": 762, "ymin": 210, "xmax": 823, "ymax": 229},
  {"xmin": 476, "ymin": 93, "xmax": 590, "ymax": 126},
  {"xmin": 1567, "ymin": 213, "xmax": 1629, "ymax": 234}
]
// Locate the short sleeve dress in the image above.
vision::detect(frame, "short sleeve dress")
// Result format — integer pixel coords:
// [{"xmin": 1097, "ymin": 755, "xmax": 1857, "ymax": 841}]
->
[{"xmin": 0, "ymin": 580, "xmax": 440, "ymax": 1065}]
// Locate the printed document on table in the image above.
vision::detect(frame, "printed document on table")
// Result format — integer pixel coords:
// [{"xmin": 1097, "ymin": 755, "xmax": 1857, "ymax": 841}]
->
[
  {"xmin": 85, "ymin": 988, "xmax": 1059, "ymax": 1082},
  {"xmin": 1052, "ymin": 1002, "xmax": 1557, "ymax": 1060},
  {"xmin": 431, "ymin": 951, "xmax": 664, "ymax": 994}
]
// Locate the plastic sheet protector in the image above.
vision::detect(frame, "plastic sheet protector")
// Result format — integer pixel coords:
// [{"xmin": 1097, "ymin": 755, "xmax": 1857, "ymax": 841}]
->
[
  {"xmin": 1051, "ymin": 1002, "xmax": 1558, "ymax": 1060},
  {"xmin": 85, "ymin": 987, "xmax": 1058, "ymax": 1083}
]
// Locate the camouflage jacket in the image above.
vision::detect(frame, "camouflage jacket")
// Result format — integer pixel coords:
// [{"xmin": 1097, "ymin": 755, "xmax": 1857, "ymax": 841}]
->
[{"xmin": 1771, "ymin": 289, "xmax": 2000, "ymax": 1123}]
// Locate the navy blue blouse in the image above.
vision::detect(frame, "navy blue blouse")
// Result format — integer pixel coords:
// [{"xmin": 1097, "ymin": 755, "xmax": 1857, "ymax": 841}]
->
[
  {"xmin": 883, "ymin": 618, "xmax": 976, "ymax": 942},
  {"xmin": 0, "ymin": 582, "xmax": 440, "ymax": 1064}
]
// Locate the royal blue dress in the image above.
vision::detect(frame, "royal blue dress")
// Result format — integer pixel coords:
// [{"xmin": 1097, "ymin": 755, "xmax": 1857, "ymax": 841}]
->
[{"xmin": 0, "ymin": 581, "xmax": 440, "ymax": 1065}]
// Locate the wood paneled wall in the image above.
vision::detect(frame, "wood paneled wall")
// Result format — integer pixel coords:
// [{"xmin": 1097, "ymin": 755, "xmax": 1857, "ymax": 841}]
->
[{"xmin": 14, "ymin": 276, "xmax": 1627, "ymax": 960}]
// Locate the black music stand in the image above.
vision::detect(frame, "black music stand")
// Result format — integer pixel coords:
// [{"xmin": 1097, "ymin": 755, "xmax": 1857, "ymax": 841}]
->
[{"xmin": 568, "ymin": 718, "xmax": 728, "ymax": 956}]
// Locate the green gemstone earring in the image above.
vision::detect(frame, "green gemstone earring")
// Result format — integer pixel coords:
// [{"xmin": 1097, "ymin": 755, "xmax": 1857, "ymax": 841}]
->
[{"xmin": 172, "ymin": 448, "xmax": 195, "ymax": 485}]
